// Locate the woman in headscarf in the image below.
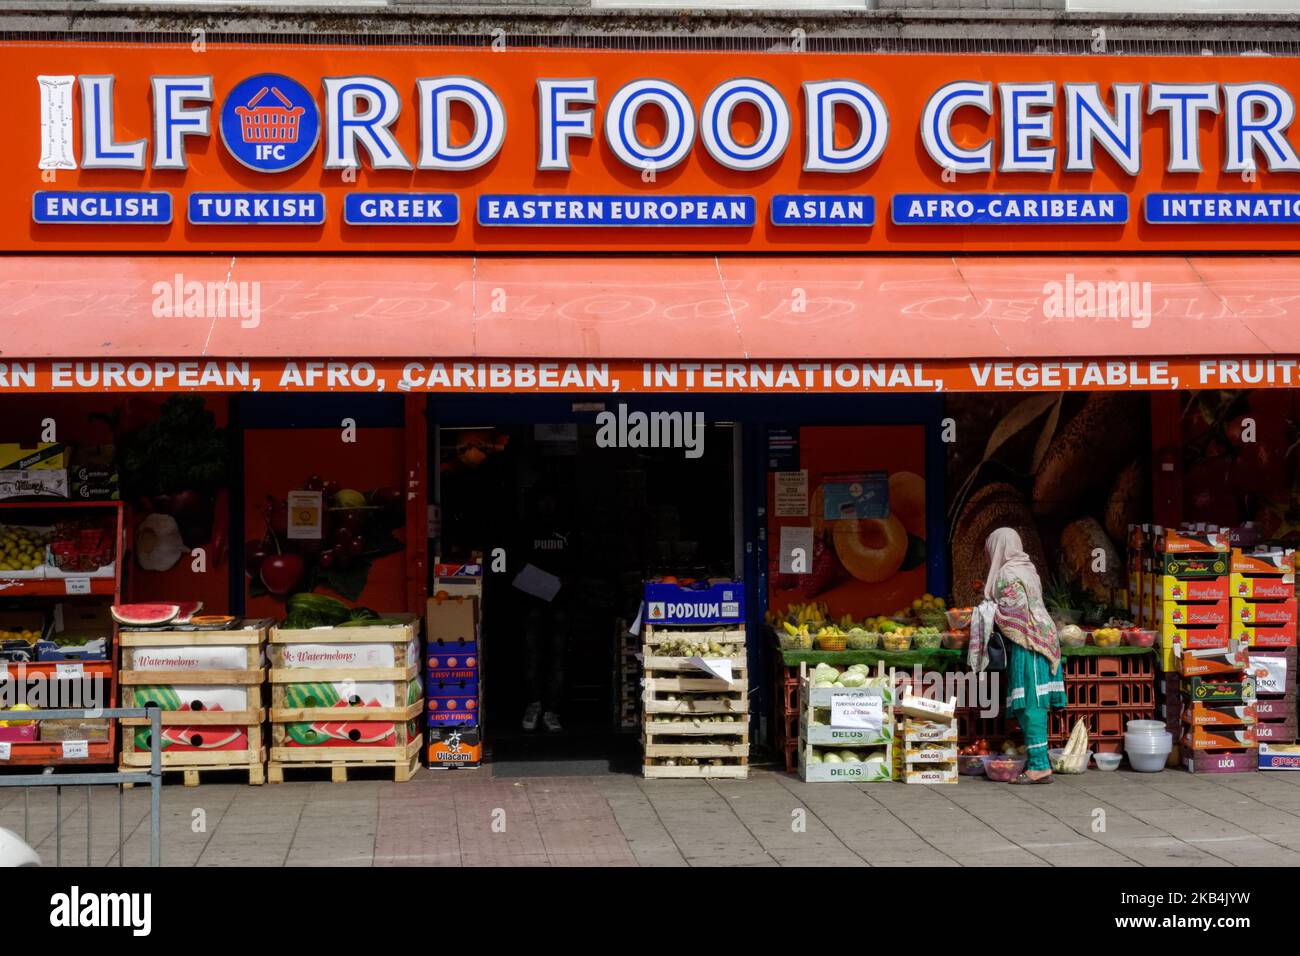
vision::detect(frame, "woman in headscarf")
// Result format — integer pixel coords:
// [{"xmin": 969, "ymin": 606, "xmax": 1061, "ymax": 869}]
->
[{"xmin": 970, "ymin": 527, "xmax": 1065, "ymax": 784}]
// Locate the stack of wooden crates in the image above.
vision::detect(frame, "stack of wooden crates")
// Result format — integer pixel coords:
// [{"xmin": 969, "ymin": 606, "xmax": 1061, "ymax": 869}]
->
[
  {"xmin": 641, "ymin": 621, "xmax": 748, "ymax": 778},
  {"xmin": 267, "ymin": 613, "xmax": 423, "ymax": 783},
  {"xmin": 118, "ymin": 619, "xmax": 269, "ymax": 786}
]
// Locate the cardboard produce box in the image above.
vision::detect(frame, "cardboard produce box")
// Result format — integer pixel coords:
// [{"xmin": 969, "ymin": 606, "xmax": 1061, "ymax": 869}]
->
[
  {"xmin": 1231, "ymin": 597, "xmax": 1298, "ymax": 626},
  {"xmin": 1181, "ymin": 702, "xmax": 1257, "ymax": 727},
  {"xmin": 1233, "ymin": 620, "xmax": 1297, "ymax": 649},
  {"xmin": 1186, "ymin": 749, "xmax": 1258, "ymax": 773},
  {"xmin": 1259, "ymin": 743, "xmax": 1300, "ymax": 770},
  {"xmin": 1159, "ymin": 622, "xmax": 1230, "ymax": 649},
  {"xmin": 1230, "ymin": 573, "xmax": 1294, "ymax": 600},
  {"xmin": 426, "ymin": 595, "xmax": 479, "ymax": 649},
  {"xmin": 1255, "ymin": 697, "xmax": 1295, "ymax": 721},
  {"xmin": 1253, "ymin": 720, "xmax": 1297, "ymax": 743},
  {"xmin": 1183, "ymin": 725, "xmax": 1256, "ymax": 750},
  {"xmin": 1160, "ymin": 577, "xmax": 1228, "ymax": 602},
  {"xmin": 1184, "ymin": 675, "xmax": 1255, "ymax": 704},
  {"xmin": 1231, "ymin": 548, "xmax": 1295, "ymax": 576},
  {"xmin": 1158, "ymin": 598, "xmax": 1231, "ymax": 627},
  {"xmin": 1178, "ymin": 641, "xmax": 1248, "ymax": 678}
]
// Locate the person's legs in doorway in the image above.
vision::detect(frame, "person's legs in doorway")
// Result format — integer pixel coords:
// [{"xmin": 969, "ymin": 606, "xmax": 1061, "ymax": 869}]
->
[
  {"xmin": 541, "ymin": 603, "xmax": 569, "ymax": 733},
  {"xmin": 521, "ymin": 602, "xmax": 546, "ymax": 731}
]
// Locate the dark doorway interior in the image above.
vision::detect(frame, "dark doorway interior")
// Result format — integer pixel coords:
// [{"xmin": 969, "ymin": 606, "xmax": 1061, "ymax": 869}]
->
[{"xmin": 438, "ymin": 420, "xmax": 736, "ymax": 773}]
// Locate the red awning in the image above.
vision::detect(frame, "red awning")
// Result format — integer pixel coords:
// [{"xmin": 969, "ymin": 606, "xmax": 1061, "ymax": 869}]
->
[{"xmin": 1, "ymin": 254, "xmax": 1296, "ymax": 361}]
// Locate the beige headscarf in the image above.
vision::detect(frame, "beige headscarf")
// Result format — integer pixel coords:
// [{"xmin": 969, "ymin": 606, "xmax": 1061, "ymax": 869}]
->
[{"xmin": 983, "ymin": 528, "xmax": 1043, "ymax": 602}]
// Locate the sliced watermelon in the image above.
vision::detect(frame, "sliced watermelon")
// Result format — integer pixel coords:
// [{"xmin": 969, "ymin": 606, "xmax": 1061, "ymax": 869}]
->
[
  {"xmin": 173, "ymin": 601, "xmax": 204, "ymax": 625},
  {"xmin": 111, "ymin": 603, "xmax": 180, "ymax": 627}
]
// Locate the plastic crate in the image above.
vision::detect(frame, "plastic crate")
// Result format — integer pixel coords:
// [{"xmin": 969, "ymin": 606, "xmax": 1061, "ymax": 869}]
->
[
  {"xmin": 1066, "ymin": 679, "xmax": 1157, "ymax": 709},
  {"xmin": 1049, "ymin": 707, "xmax": 1157, "ymax": 755}
]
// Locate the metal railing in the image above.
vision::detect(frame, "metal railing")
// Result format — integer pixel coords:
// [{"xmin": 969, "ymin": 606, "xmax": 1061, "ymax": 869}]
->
[{"xmin": 0, "ymin": 707, "xmax": 162, "ymax": 867}]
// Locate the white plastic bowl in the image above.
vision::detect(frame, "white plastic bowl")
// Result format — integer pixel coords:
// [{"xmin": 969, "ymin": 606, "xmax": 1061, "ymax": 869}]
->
[
  {"xmin": 1124, "ymin": 731, "xmax": 1172, "ymax": 752},
  {"xmin": 1093, "ymin": 752, "xmax": 1123, "ymax": 771},
  {"xmin": 1126, "ymin": 720, "xmax": 1166, "ymax": 734},
  {"xmin": 1126, "ymin": 750, "xmax": 1168, "ymax": 772}
]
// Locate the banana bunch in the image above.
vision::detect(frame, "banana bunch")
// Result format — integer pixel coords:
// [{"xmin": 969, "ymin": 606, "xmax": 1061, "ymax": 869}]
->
[
  {"xmin": 780, "ymin": 619, "xmax": 814, "ymax": 649},
  {"xmin": 785, "ymin": 601, "xmax": 828, "ymax": 626},
  {"xmin": 816, "ymin": 624, "xmax": 845, "ymax": 638}
]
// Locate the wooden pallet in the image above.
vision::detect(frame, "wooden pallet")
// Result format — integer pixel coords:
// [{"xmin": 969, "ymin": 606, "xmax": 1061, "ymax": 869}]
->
[
  {"xmin": 267, "ymin": 737, "xmax": 422, "ymax": 784},
  {"xmin": 642, "ymin": 762, "xmax": 748, "ymax": 779},
  {"xmin": 121, "ymin": 755, "xmax": 267, "ymax": 788}
]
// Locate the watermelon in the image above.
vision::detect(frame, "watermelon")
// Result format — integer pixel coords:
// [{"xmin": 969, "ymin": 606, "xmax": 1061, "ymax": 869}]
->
[
  {"xmin": 111, "ymin": 603, "xmax": 180, "ymax": 627},
  {"xmin": 173, "ymin": 601, "xmax": 204, "ymax": 625}
]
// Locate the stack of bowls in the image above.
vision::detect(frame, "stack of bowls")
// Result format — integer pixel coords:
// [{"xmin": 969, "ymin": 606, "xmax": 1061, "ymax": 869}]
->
[{"xmin": 1124, "ymin": 719, "xmax": 1172, "ymax": 772}]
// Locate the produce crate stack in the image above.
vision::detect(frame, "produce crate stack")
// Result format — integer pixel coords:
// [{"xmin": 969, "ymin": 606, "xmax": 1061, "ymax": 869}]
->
[
  {"xmin": 640, "ymin": 580, "xmax": 747, "ymax": 778},
  {"xmin": 427, "ymin": 563, "xmax": 483, "ymax": 768},
  {"xmin": 1049, "ymin": 652, "xmax": 1157, "ymax": 756},
  {"xmin": 268, "ymin": 610, "xmax": 423, "ymax": 783},
  {"xmin": 641, "ymin": 621, "xmax": 748, "ymax": 779},
  {"xmin": 1231, "ymin": 548, "xmax": 1296, "ymax": 763},
  {"xmin": 613, "ymin": 619, "xmax": 640, "ymax": 733},
  {"xmin": 118, "ymin": 616, "xmax": 270, "ymax": 786},
  {"xmin": 899, "ymin": 692, "xmax": 958, "ymax": 784},
  {"xmin": 1177, "ymin": 640, "xmax": 1257, "ymax": 773},
  {"xmin": 1153, "ymin": 528, "xmax": 1231, "ymax": 673},
  {"xmin": 797, "ymin": 662, "xmax": 893, "ymax": 782}
]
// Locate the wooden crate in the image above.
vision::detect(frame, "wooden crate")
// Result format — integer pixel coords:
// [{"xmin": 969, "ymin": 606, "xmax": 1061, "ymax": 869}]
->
[
  {"xmin": 797, "ymin": 662, "xmax": 895, "ymax": 783},
  {"xmin": 641, "ymin": 623, "xmax": 748, "ymax": 778},
  {"xmin": 117, "ymin": 620, "xmax": 269, "ymax": 784},
  {"xmin": 268, "ymin": 615, "xmax": 422, "ymax": 783}
]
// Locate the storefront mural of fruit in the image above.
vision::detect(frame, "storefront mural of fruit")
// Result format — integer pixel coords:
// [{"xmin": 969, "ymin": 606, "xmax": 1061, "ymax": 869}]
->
[
  {"xmin": 243, "ymin": 427, "xmax": 407, "ymax": 617},
  {"xmin": 1179, "ymin": 390, "xmax": 1299, "ymax": 540},
  {"xmin": 767, "ymin": 426, "xmax": 927, "ymax": 620},
  {"xmin": 945, "ymin": 393, "xmax": 1149, "ymax": 620}
]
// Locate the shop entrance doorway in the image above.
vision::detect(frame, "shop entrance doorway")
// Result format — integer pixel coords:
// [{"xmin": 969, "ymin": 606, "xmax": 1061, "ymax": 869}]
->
[{"xmin": 436, "ymin": 409, "xmax": 739, "ymax": 774}]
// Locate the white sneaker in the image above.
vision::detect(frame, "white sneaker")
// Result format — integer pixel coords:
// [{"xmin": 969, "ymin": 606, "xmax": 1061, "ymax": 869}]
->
[
  {"xmin": 542, "ymin": 711, "xmax": 563, "ymax": 734},
  {"xmin": 522, "ymin": 701, "xmax": 542, "ymax": 732}
]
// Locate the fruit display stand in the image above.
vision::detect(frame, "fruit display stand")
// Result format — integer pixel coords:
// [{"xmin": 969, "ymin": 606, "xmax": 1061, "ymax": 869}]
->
[
  {"xmin": 426, "ymin": 563, "xmax": 483, "ymax": 769},
  {"xmin": 267, "ymin": 613, "xmax": 423, "ymax": 783},
  {"xmin": 641, "ymin": 622, "xmax": 748, "ymax": 779},
  {"xmin": 118, "ymin": 619, "xmax": 270, "ymax": 786},
  {"xmin": 0, "ymin": 500, "xmax": 124, "ymax": 768},
  {"xmin": 797, "ymin": 662, "xmax": 894, "ymax": 782}
]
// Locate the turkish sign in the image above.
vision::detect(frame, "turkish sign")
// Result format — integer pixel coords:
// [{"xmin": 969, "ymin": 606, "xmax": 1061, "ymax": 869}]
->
[{"xmin": 11, "ymin": 44, "xmax": 1300, "ymax": 252}]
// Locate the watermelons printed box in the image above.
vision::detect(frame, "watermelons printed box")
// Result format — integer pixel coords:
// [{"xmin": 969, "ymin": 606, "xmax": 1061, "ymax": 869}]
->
[
  {"xmin": 134, "ymin": 726, "xmax": 249, "ymax": 752},
  {"xmin": 643, "ymin": 582, "xmax": 744, "ymax": 626},
  {"xmin": 278, "ymin": 719, "xmax": 419, "ymax": 747},
  {"xmin": 281, "ymin": 678, "xmax": 421, "ymax": 710},
  {"xmin": 124, "ymin": 645, "xmax": 251, "ymax": 671},
  {"xmin": 126, "ymin": 685, "xmax": 249, "ymax": 713},
  {"xmin": 277, "ymin": 638, "xmax": 419, "ymax": 669}
]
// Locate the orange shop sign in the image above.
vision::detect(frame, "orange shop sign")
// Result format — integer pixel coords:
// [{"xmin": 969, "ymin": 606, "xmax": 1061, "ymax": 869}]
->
[{"xmin": 13, "ymin": 43, "xmax": 1300, "ymax": 253}]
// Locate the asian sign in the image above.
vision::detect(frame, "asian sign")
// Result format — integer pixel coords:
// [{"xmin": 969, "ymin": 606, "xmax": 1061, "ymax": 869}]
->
[{"xmin": 13, "ymin": 43, "xmax": 1300, "ymax": 252}]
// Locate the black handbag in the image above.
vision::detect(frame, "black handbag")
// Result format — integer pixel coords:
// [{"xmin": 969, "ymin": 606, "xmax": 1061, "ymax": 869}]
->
[{"xmin": 985, "ymin": 626, "xmax": 1009, "ymax": 673}]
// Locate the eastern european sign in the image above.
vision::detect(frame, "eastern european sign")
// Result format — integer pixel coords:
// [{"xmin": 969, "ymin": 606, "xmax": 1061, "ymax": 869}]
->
[{"xmin": 13, "ymin": 45, "xmax": 1300, "ymax": 252}]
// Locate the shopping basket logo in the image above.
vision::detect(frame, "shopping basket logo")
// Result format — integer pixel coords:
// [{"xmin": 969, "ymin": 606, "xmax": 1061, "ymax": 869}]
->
[{"xmin": 220, "ymin": 73, "xmax": 320, "ymax": 174}]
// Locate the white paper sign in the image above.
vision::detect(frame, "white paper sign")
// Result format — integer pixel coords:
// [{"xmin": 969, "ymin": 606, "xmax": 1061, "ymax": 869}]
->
[
  {"xmin": 779, "ymin": 526, "xmax": 814, "ymax": 575},
  {"xmin": 0, "ymin": 742, "xmax": 10, "ymax": 761},
  {"xmin": 61, "ymin": 740, "xmax": 89, "ymax": 759},
  {"xmin": 64, "ymin": 577, "xmax": 91, "ymax": 595},
  {"xmin": 511, "ymin": 563, "xmax": 562, "ymax": 603},
  {"xmin": 688, "ymin": 657, "xmax": 733, "ymax": 682},
  {"xmin": 830, "ymin": 693, "xmax": 884, "ymax": 732},
  {"xmin": 1250, "ymin": 655, "xmax": 1288, "ymax": 696},
  {"xmin": 55, "ymin": 662, "xmax": 84, "ymax": 680},
  {"xmin": 287, "ymin": 490, "xmax": 323, "ymax": 541},
  {"xmin": 774, "ymin": 470, "xmax": 808, "ymax": 517}
]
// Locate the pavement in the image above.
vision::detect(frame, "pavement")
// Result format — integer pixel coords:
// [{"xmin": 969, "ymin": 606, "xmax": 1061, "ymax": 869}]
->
[{"xmin": 6, "ymin": 761, "xmax": 1300, "ymax": 866}]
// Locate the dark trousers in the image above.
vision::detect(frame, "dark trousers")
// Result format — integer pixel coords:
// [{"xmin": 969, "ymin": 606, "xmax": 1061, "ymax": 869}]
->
[{"xmin": 523, "ymin": 600, "xmax": 568, "ymax": 711}]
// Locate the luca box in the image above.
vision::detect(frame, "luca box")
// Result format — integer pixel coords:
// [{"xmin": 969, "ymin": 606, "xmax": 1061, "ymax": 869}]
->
[{"xmin": 643, "ymin": 581, "xmax": 743, "ymax": 626}]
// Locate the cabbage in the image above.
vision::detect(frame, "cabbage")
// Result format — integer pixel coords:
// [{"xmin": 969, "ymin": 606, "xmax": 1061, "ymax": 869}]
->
[
  {"xmin": 832, "ymin": 682, "xmax": 846, "ymax": 688},
  {"xmin": 838, "ymin": 749, "xmax": 861, "ymax": 762},
  {"xmin": 839, "ymin": 672, "xmax": 867, "ymax": 688},
  {"xmin": 822, "ymin": 751, "xmax": 843, "ymax": 763},
  {"xmin": 847, "ymin": 664, "xmax": 871, "ymax": 675},
  {"xmin": 807, "ymin": 751, "xmax": 823, "ymax": 764},
  {"xmin": 814, "ymin": 680, "xmax": 835, "ymax": 689}
]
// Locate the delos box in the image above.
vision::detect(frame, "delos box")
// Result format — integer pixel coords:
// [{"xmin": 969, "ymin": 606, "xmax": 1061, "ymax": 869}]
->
[
  {"xmin": 643, "ymin": 581, "xmax": 743, "ymax": 626},
  {"xmin": 1231, "ymin": 597, "xmax": 1298, "ymax": 626},
  {"xmin": 1184, "ymin": 675, "xmax": 1255, "ymax": 703},
  {"xmin": 1159, "ymin": 577, "xmax": 1228, "ymax": 602},
  {"xmin": 1230, "ymin": 573, "xmax": 1294, "ymax": 600},
  {"xmin": 1183, "ymin": 725, "xmax": 1256, "ymax": 750},
  {"xmin": 1177, "ymin": 641, "xmax": 1248, "ymax": 677},
  {"xmin": 1259, "ymin": 743, "xmax": 1300, "ymax": 770},
  {"xmin": 1158, "ymin": 598, "xmax": 1230, "ymax": 627},
  {"xmin": 427, "ymin": 725, "xmax": 481, "ymax": 768},
  {"xmin": 1181, "ymin": 702, "xmax": 1257, "ymax": 727},
  {"xmin": 1186, "ymin": 749, "xmax": 1258, "ymax": 773},
  {"xmin": 1232, "ymin": 620, "xmax": 1297, "ymax": 649}
]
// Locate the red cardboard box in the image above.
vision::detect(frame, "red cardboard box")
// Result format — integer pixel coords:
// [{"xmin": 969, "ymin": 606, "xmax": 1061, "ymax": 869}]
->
[
  {"xmin": 1183, "ymin": 725, "xmax": 1257, "ymax": 750},
  {"xmin": 1186, "ymin": 749, "xmax": 1259, "ymax": 773},
  {"xmin": 1162, "ymin": 623, "xmax": 1232, "ymax": 649},
  {"xmin": 1161, "ymin": 577, "xmax": 1229, "ymax": 602},
  {"xmin": 1230, "ymin": 573, "xmax": 1295, "ymax": 600},
  {"xmin": 1161, "ymin": 598, "xmax": 1231, "ymax": 627},
  {"xmin": 1160, "ymin": 529, "xmax": 1229, "ymax": 554},
  {"xmin": 1231, "ymin": 597, "xmax": 1298, "ymax": 626},
  {"xmin": 1233, "ymin": 620, "xmax": 1298, "ymax": 649},
  {"xmin": 1181, "ymin": 702, "xmax": 1257, "ymax": 727},
  {"xmin": 1254, "ymin": 697, "xmax": 1295, "ymax": 720},
  {"xmin": 1178, "ymin": 641, "xmax": 1249, "ymax": 678}
]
